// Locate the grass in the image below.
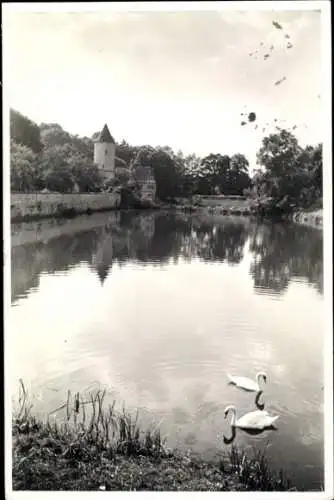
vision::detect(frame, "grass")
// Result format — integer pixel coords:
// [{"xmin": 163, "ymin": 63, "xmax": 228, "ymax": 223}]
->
[{"xmin": 12, "ymin": 380, "xmax": 293, "ymax": 491}]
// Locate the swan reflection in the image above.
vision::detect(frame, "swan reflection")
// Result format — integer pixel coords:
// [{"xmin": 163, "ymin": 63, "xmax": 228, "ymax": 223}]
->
[{"xmin": 223, "ymin": 420, "xmax": 278, "ymax": 445}]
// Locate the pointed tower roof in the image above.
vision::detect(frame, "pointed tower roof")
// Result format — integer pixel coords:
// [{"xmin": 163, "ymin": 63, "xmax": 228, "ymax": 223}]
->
[{"xmin": 96, "ymin": 124, "xmax": 115, "ymax": 144}]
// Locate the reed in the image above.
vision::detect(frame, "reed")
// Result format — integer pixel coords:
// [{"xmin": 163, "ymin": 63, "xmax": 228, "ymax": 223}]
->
[
  {"xmin": 13, "ymin": 381, "xmax": 166, "ymax": 460},
  {"xmin": 224, "ymin": 443, "xmax": 291, "ymax": 491},
  {"xmin": 12, "ymin": 380, "xmax": 297, "ymax": 491}
]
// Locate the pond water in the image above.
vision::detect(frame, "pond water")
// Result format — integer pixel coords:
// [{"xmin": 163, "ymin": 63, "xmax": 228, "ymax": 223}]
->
[{"xmin": 10, "ymin": 210, "xmax": 324, "ymax": 491}]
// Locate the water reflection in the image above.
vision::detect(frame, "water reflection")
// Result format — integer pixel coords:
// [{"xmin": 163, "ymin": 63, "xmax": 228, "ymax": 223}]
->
[
  {"xmin": 11, "ymin": 212, "xmax": 323, "ymax": 304},
  {"xmin": 183, "ymin": 217, "xmax": 249, "ymax": 264},
  {"xmin": 90, "ymin": 225, "xmax": 114, "ymax": 285},
  {"xmin": 248, "ymin": 223, "xmax": 323, "ymax": 295},
  {"xmin": 223, "ymin": 424, "xmax": 278, "ymax": 445},
  {"xmin": 10, "ymin": 211, "xmax": 324, "ymax": 491}
]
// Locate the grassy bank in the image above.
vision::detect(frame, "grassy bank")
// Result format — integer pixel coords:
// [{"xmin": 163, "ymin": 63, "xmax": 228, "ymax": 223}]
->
[{"xmin": 12, "ymin": 382, "xmax": 293, "ymax": 491}]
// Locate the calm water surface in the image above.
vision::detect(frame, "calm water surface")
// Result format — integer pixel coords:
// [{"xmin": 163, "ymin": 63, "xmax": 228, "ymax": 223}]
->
[{"xmin": 10, "ymin": 211, "xmax": 324, "ymax": 490}]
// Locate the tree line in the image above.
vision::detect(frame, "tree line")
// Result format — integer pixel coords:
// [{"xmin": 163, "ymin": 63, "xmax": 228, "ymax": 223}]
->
[
  {"xmin": 10, "ymin": 108, "xmax": 322, "ymax": 213},
  {"xmin": 9, "ymin": 109, "xmax": 252, "ymax": 199}
]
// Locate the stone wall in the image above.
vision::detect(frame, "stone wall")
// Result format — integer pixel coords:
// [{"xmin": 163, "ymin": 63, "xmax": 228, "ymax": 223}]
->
[
  {"xmin": 10, "ymin": 192, "xmax": 121, "ymax": 222},
  {"xmin": 195, "ymin": 195, "xmax": 250, "ymax": 209}
]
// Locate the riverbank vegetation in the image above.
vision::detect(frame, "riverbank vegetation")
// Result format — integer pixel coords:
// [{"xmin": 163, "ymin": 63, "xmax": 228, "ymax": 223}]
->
[
  {"xmin": 12, "ymin": 381, "xmax": 293, "ymax": 491},
  {"xmin": 246, "ymin": 130, "xmax": 322, "ymax": 217},
  {"xmin": 10, "ymin": 109, "xmax": 322, "ymax": 216}
]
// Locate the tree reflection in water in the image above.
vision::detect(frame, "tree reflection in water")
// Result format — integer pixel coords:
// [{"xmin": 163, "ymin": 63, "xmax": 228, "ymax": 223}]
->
[
  {"xmin": 11, "ymin": 213, "xmax": 323, "ymax": 303},
  {"xmin": 110, "ymin": 212, "xmax": 249, "ymax": 267},
  {"xmin": 248, "ymin": 223, "xmax": 323, "ymax": 296},
  {"xmin": 181, "ymin": 217, "xmax": 248, "ymax": 264}
]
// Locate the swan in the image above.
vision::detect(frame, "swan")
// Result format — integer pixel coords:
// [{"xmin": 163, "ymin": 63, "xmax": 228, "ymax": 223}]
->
[
  {"xmin": 227, "ymin": 371, "xmax": 267, "ymax": 392},
  {"xmin": 224, "ymin": 405, "xmax": 279, "ymax": 430}
]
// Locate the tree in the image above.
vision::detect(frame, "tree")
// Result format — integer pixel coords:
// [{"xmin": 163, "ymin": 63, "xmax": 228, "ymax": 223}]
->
[
  {"xmin": 71, "ymin": 162, "xmax": 103, "ymax": 192},
  {"xmin": 40, "ymin": 123, "xmax": 71, "ymax": 147},
  {"xmin": 178, "ymin": 154, "xmax": 202, "ymax": 196},
  {"xmin": 116, "ymin": 140, "xmax": 138, "ymax": 167},
  {"xmin": 72, "ymin": 135, "xmax": 94, "ymax": 160},
  {"xmin": 230, "ymin": 154, "xmax": 249, "ymax": 176},
  {"xmin": 41, "ymin": 123, "xmax": 94, "ymax": 160},
  {"xmin": 10, "ymin": 140, "xmax": 44, "ymax": 192},
  {"xmin": 152, "ymin": 148, "xmax": 183, "ymax": 200},
  {"xmin": 297, "ymin": 143, "xmax": 322, "ymax": 207},
  {"xmin": 257, "ymin": 130, "xmax": 303, "ymax": 183},
  {"xmin": 177, "ymin": 152, "xmax": 201, "ymax": 196},
  {"xmin": 115, "ymin": 166, "xmax": 132, "ymax": 186},
  {"xmin": 229, "ymin": 154, "xmax": 251, "ymax": 195},
  {"xmin": 40, "ymin": 144, "xmax": 75, "ymax": 193},
  {"xmin": 254, "ymin": 130, "xmax": 322, "ymax": 214},
  {"xmin": 130, "ymin": 146, "xmax": 182, "ymax": 200},
  {"xmin": 115, "ymin": 156, "xmax": 128, "ymax": 168},
  {"xmin": 310, "ymin": 143, "xmax": 323, "ymax": 201},
  {"xmin": 39, "ymin": 124, "xmax": 102, "ymax": 192},
  {"xmin": 130, "ymin": 146, "xmax": 155, "ymax": 169},
  {"xmin": 199, "ymin": 154, "xmax": 231, "ymax": 194},
  {"xmin": 10, "ymin": 109, "xmax": 43, "ymax": 153}
]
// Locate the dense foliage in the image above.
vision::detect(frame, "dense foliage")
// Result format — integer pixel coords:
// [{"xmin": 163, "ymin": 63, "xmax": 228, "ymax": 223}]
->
[
  {"xmin": 10, "ymin": 111, "xmax": 103, "ymax": 193},
  {"xmin": 9, "ymin": 109, "xmax": 251, "ymax": 199},
  {"xmin": 246, "ymin": 130, "xmax": 323, "ymax": 215},
  {"xmin": 10, "ymin": 109, "xmax": 322, "ymax": 213},
  {"xmin": 10, "ymin": 109, "xmax": 43, "ymax": 154}
]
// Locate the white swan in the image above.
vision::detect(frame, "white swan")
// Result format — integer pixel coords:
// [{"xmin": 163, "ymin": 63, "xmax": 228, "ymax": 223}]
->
[
  {"xmin": 227, "ymin": 371, "xmax": 267, "ymax": 392},
  {"xmin": 224, "ymin": 405, "xmax": 279, "ymax": 430}
]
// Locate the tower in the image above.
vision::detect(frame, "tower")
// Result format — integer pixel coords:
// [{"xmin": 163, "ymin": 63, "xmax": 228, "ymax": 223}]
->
[{"xmin": 94, "ymin": 124, "xmax": 116, "ymax": 181}]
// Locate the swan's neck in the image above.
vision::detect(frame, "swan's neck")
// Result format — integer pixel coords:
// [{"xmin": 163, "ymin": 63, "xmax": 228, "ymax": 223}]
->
[{"xmin": 256, "ymin": 373, "xmax": 263, "ymax": 384}]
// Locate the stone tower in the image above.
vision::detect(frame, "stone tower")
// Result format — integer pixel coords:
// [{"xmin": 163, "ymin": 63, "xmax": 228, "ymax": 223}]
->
[{"xmin": 94, "ymin": 124, "xmax": 116, "ymax": 181}]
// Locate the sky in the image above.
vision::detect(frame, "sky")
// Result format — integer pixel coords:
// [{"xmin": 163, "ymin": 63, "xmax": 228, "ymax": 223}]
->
[{"xmin": 4, "ymin": 3, "xmax": 324, "ymax": 169}]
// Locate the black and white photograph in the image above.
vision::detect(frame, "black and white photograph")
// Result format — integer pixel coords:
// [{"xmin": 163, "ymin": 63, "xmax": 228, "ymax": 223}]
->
[{"xmin": 3, "ymin": 1, "xmax": 333, "ymax": 496}]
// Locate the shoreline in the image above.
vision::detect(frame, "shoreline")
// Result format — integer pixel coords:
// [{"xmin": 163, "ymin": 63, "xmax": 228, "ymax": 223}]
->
[
  {"xmin": 10, "ymin": 207, "xmax": 254, "ymax": 224},
  {"xmin": 11, "ymin": 206, "xmax": 324, "ymax": 229},
  {"xmin": 10, "ymin": 192, "xmax": 253, "ymax": 223},
  {"xmin": 12, "ymin": 385, "xmax": 294, "ymax": 492},
  {"xmin": 10, "ymin": 192, "xmax": 323, "ymax": 227}
]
